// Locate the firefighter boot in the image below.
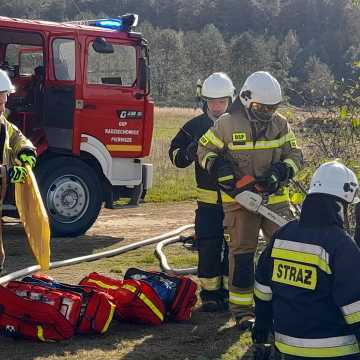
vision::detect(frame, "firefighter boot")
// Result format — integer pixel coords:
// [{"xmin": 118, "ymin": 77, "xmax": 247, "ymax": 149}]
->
[
  {"xmin": 181, "ymin": 234, "xmax": 197, "ymax": 251},
  {"xmin": 251, "ymin": 321, "xmax": 273, "ymax": 359},
  {"xmin": 236, "ymin": 314, "xmax": 255, "ymax": 331},
  {"xmin": 200, "ymin": 289, "xmax": 228, "ymax": 312},
  {"xmin": 253, "ymin": 344, "xmax": 272, "ymax": 360},
  {"xmin": 219, "ymin": 287, "xmax": 229, "ymax": 310}
]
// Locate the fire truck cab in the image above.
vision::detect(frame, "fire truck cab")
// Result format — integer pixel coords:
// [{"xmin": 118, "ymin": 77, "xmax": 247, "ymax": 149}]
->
[{"xmin": 0, "ymin": 15, "xmax": 154, "ymax": 236}]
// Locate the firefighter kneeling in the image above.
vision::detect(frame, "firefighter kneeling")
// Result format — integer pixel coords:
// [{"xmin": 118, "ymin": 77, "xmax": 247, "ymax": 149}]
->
[
  {"xmin": 253, "ymin": 161, "xmax": 360, "ymax": 360},
  {"xmin": 0, "ymin": 69, "xmax": 37, "ymax": 275}
]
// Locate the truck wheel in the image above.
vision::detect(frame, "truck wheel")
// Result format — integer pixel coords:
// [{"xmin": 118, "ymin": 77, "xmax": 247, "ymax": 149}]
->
[{"xmin": 35, "ymin": 157, "xmax": 102, "ymax": 237}]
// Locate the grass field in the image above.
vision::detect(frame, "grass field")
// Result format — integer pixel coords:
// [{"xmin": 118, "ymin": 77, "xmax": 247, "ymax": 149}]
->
[{"xmin": 145, "ymin": 107, "xmax": 201, "ymax": 202}]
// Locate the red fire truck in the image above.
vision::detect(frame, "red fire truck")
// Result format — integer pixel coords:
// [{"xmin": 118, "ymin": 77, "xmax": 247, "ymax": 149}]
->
[{"xmin": 0, "ymin": 14, "xmax": 154, "ymax": 236}]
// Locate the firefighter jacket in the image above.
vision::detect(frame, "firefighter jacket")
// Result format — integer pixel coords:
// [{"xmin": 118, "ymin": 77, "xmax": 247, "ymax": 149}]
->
[
  {"xmin": 169, "ymin": 112, "xmax": 220, "ymax": 205},
  {"xmin": 196, "ymin": 100, "xmax": 303, "ymax": 207},
  {"xmin": 0, "ymin": 114, "xmax": 35, "ymax": 201},
  {"xmin": 254, "ymin": 193, "xmax": 360, "ymax": 358}
]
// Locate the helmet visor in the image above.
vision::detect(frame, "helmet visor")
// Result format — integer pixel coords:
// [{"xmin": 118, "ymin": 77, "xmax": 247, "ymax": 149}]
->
[
  {"xmin": 249, "ymin": 102, "xmax": 280, "ymax": 122},
  {"xmin": 352, "ymin": 187, "xmax": 359, "ymax": 204}
]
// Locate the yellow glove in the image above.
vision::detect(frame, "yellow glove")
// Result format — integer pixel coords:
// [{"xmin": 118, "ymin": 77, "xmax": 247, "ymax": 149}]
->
[
  {"xmin": 8, "ymin": 166, "xmax": 28, "ymax": 184},
  {"xmin": 18, "ymin": 148, "xmax": 37, "ymax": 168}
]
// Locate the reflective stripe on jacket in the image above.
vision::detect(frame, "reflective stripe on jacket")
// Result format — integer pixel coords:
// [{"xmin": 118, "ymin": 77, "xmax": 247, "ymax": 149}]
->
[{"xmin": 275, "ymin": 332, "xmax": 359, "ymax": 358}]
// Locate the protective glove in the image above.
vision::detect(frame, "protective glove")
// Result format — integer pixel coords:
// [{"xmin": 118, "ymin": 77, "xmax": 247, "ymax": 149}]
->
[
  {"xmin": 271, "ymin": 162, "xmax": 293, "ymax": 183},
  {"xmin": 8, "ymin": 165, "xmax": 28, "ymax": 184},
  {"xmin": 209, "ymin": 157, "xmax": 236, "ymax": 191},
  {"xmin": 185, "ymin": 141, "xmax": 198, "ymax": 162},
  {"xmin": 256, "ymin": 172, "xmax": 280, "ymax": 194},
  {"xmin": 18, "ymin": 148, "xmax": 37, "ymax": 168},
  {"xmin": 256, "ymin": 162, "xmax": 292, "ymax": 194}
]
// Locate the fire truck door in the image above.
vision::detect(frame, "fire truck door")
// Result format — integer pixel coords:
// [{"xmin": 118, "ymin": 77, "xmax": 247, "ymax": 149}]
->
[
  {"xmin": 42, "ymin": 37, "xmax": 76, "ymax": 151},
  {"xmin": 80, "ymin": 38, "xmax": 145, "ymax": 158}
]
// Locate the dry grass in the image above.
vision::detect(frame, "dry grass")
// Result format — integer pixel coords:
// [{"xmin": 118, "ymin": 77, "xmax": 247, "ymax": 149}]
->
[
  {"xmin": 153, "ymin": 107, "xmax": 201, "ymax": 140},
  {"xmin": 146, "ymin": 107, "xmax": 201, "ymax": 202}
]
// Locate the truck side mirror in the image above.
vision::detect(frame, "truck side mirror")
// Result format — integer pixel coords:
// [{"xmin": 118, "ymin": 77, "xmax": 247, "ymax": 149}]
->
[
  {"xmin": 13, "ymin": 65, "xmax": 20, "ymax": 77},
  {"xmin": 92, "ymin": 37, "xmax": 114, "ymax": 54},
  {"xmin": 139, "ymin": 57, "xmax": 150, "ymax": 94}
]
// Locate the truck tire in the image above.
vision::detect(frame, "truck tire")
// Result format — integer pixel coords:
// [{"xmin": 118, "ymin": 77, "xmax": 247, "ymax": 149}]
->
[{"xmin": 35, "ymin": 157, "xmax": 102, "ymax": 237}]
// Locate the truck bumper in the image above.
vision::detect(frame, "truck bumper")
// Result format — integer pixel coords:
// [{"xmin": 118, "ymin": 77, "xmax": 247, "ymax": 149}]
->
[
  {"xmin": 105, "ymin": 160, "xmax": 153, "ymax": 208},
  {"xmin": 142, "ymin": 163, "xmax": 153, "ymax": 190}
]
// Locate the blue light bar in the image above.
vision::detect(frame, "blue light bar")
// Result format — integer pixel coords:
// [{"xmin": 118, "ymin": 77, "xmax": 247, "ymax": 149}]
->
[
  {"xmin": 91, "ymin": 14, "xmax": 139, "ymax": 32},
  {"xmin": 95, "ymin": 19, "xmax": 125, "ymax": 30}
]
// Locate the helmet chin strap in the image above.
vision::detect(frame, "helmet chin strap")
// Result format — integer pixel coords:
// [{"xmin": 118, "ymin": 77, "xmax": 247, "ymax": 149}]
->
[
  {"xmin": 226, "ymin": 96, "xmax": 233, "ymax": 113},
  {"xmin": 206, "ymin": 108, "xmax": 218, "ymax": 122}
]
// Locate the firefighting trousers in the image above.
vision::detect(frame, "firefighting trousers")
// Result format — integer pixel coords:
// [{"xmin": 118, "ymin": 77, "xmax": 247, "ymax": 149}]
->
[
  {"xmin": 195, "ymin": 202, "xmax": 228, "ymax": 300},
  {"xmin": 224, "ymin": 202, "xmax": 293, "ymax": 318}
]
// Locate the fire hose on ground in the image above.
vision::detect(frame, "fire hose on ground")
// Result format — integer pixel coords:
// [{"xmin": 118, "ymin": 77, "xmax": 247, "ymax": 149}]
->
[{"xmin": 0, "ymin": 223, "xmax": 195, "ymax": 285}]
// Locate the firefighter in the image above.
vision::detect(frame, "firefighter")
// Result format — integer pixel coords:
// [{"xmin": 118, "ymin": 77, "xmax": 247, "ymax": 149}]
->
[
  {"xmin": 197, "ymin": 71, "xmax": 303, "ymax": 327},
  {"xmin": 253, "ymin": 161, "xmax": 360, "ymax": 360},
  {"xmin": 168, "ymin": 72, "xmax": 235, "ymax": 311},
  {"xmin": 0, "ymin": 69, "xmax": 37, "ymax": 275}
]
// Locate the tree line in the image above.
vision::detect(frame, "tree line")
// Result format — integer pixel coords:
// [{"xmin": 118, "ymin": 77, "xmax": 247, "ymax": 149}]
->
[{"xmin": 1, "ymin": 0, "xmax": 359, "ymax": 105}]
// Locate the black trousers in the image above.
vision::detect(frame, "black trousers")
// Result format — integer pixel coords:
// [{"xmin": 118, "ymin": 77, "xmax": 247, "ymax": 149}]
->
[{"xmin": 195, "ymin": 203, "xmax": 228, "ymax": 282}]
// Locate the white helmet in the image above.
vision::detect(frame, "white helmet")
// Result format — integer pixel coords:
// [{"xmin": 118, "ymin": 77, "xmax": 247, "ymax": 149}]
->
[
  {"xmin": 308, "ymin": 161, "xmax": 359, "ymax": 203},
  {"xmin": 201, "ymin": 72, "xmax": 235, "ymax": 100},
  {"xmin": 0, "ymin": 69, "xmax": 15, "ymax": 93},
  {"xmin": 239, "ymin": 71, "xmax": 282, "ymax": 108}
]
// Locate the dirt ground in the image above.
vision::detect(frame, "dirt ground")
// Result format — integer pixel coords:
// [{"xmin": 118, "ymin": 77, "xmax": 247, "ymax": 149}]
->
[{"xmin": 0, "ymin": 202, "xmax": 253, "ymax": 360}]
